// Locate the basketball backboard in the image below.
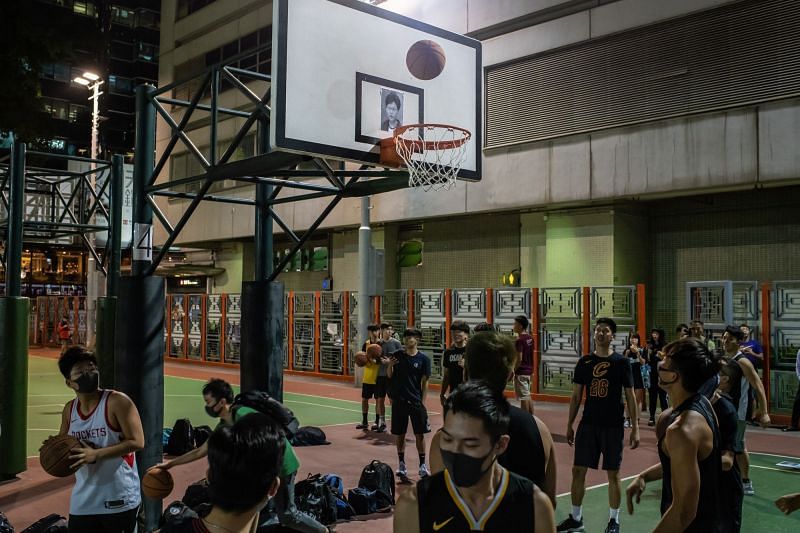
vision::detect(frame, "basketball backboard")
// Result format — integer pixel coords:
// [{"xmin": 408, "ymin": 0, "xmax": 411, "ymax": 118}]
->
[{"xmin": 271, "ymin": 0, "xmax": 481, "ymax": 181}]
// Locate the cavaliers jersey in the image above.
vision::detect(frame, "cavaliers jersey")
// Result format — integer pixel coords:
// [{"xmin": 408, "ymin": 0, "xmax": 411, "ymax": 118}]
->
[
  {"xmin": 67, "ymin": 390, "xmax": 141, "ymax": 515},
  {"xmin": 417, "ymin": 467, "xmax": 534, "ymax": 532}
]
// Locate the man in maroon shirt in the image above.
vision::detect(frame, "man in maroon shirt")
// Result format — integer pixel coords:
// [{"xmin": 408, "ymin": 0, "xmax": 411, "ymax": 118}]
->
[{"xmin": 513, "ymin": 315, "xmax": 535, "ymax": 414}]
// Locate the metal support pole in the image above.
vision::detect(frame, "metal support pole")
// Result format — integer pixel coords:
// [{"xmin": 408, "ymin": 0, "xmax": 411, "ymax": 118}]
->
[
  {"xmin": 86, "ymin": 80, "xmax": 102, "ymax": 348},
  {"xmin": 7, "ymin": 142, "xmax": 25, "ymax": 296},
  {"xmin": 108, "ymin": 155, "xmax": 124, "ymax": 297},
  {"xmin": 132, "ymin": 84, "xmax": 157, "ymax": 277},
  {"xmin": 358, "ymin": 196, "xmax": 371, "ymax": 349},
  {"xmin": 254, "ymin": 120, "xmax": 273, "ymax": 281}
]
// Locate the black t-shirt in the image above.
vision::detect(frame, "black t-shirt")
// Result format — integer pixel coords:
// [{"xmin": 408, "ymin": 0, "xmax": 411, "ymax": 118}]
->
[
  {"xmin": 573, "ymin": 353, "xmax": 633, "ymax": 427},
  {"xmin": 442, "ymin": 345, "xmax": 466, "ymax": 391},
  {"xmin": 498, "ymin": 405, "xmax": 546, "ymax": 487},
  {"xmin": 389, "ymin": 351, "xmax": 431, "ymax": 403}
]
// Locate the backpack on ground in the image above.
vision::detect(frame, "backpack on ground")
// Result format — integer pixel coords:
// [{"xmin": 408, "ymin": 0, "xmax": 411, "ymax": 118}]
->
[
  {"xmin": 293, "ymin": 473, "xmax": 338, "ymax": 525},
  {"xmin": 321, "ymin": 474, "xmax": 356, "ymax": 520},
  {"xmin": 0, "ymin": 511, "xmax": 13, "ymax": 533},
  {"xmin": 291, "ymin": 426, "xmax": 330, "ymax": 446},
  {"xmin": 160, "ymin": 501, "xmax": 199, "ymax": 530},
  {"xmin": 19, "ymin": 514, "xmax": 66, "ymax": 533},
  {"xmin": 233, "ymin": 391, "xmax": 300, "ymax": 439},
  {"xmin": 165, "ymin": 419, "xmax": 195, "ymax": 456},
  {"xmin": 347, "ymin": 487, "xmax": 389, "ymax": 516},
  {"xmin": 182, "ymin": 478, "xmax": 211, "ymax": 511},
  {"xmin": 358, "ymin": 460, "xmax": 395, "ymax": 506},
  {"xmin": 193, "ymin": 425, "xmax": 213, "ymax": 448}
]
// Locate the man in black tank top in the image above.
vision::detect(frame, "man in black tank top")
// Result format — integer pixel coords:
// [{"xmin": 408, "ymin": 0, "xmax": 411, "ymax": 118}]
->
[
  {"xmin": 394, "ymin": 382, "xmax": 554, "ymax": 533},
  {"xmin": 427, "ymin": 331, "xmax": 557, "ymax": 507},
  {"xmin": 625, "ymin": 338, "xmax": 724, "ymax": 532}
]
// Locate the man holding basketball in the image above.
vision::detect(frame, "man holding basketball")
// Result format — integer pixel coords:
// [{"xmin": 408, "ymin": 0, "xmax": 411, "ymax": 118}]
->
[
  {"xmin": 56, "ymin": 346, "xmax": 144, "ymax": 533},
  {"xmin": 357, "ymin": 324, "xmax": 382, "ymax": 431},
  {"xmin": 376, "ymin": 322, "xmax": 402, "ymax": 432}
]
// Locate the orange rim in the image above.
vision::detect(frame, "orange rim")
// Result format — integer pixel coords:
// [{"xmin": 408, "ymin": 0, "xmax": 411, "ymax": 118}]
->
[{"xmin": 393, "ymin": 123, "xmax": 471, "ymax": 151}]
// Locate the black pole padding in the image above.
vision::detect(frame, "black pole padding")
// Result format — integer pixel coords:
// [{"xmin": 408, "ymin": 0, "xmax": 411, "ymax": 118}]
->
[
  {"xmin": 114, "ymin": 276, "xmax": 165, "ymax": 532},
  {"xmin": 240, "ymin": 281, "xmax": 285, "ymax": 402},
  {"xmin": 95, "ymin": 296, "xmax": 117, "ymax": 389}
]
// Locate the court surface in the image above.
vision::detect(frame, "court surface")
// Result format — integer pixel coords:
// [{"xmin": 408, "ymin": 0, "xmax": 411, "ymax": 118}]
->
[{"xmin": 6, "ymin": 354, "xmax": 800, "ymax": 532}]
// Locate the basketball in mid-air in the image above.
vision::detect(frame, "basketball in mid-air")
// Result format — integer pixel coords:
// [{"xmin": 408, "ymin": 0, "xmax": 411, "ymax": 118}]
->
[
  {"xmin": 355, "ymin": 351, "xmax": 368, "ymax": 367},
  {"xmin": 406, "ymin": 40, "xmax": 446, "ymax": 80},
  {"xmin": 39, "ymin": 434, "xmax": 80, "ymax": 478},
  {"xmin": 142, "ymin": 467, "xmax": 175, "ymax": 499}
]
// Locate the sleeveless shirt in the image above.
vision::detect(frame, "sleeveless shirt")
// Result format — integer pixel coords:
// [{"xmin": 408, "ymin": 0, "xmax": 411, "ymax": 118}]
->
[
  {"xmin": 498, "ymin": 405, "xmax": 545, "ymax": 487},
  {"xmin": 417, "ymin": 467, "xmax": 534, "ymax": 532},
  {"xmin": 658, "ymin": 394, "xmax": 723, "ymax": 533},
  {"xmin": 68, "ymin": 390, "xmax": 141, "ymax": 515}
]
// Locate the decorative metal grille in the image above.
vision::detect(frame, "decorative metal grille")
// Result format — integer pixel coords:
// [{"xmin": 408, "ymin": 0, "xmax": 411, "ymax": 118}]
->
[
  {"xmin": 224, "ymin": 294, "xmax": 241, "ymax": 364},
  {"xmin": 539, "ymin": 287, "xmax": 582, "ymax": 394},
  {"xmin": 206, "ymin": 295, "xmax": 222, "ymax": 362}
]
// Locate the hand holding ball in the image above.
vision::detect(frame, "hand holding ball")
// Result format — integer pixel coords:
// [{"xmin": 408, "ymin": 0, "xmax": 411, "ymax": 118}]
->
[
  {"xmin": 366, "ymin": 344, "xmax": 383, "ymax": 363},
  {"xmin": 39, "ymin": 434, "xmax": 80, "ymax": 477},
  {"xmin": 355, "ymin": 351, "xmax": 368, "ymax": 367}
]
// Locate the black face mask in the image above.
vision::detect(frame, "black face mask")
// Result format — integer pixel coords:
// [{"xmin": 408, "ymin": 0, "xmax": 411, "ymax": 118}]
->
[
  {"xmin": 74, "ymin": 371, "xmax": 99, "ymax": 394},
  {"xmin": 440, "ymin": 448, "xmax": 495, "ymax": 488},
  {"xmin": 205, "ymin": 401, "xmax": 221, "ymax": 418}
]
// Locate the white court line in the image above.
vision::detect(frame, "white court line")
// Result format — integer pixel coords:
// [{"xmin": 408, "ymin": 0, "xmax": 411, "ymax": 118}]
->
[
  {"xmin": 557, "ymin": 474, "xmax": 639, "ymax": 498},
  {"xmin": 284, "ymin": 399, "xmax": 365, "ymax": 414},
  {"xmin": 750, "ymin": 452, "xmax": 800, "ymax": 460},
  {"xmin": 28, "ymin": 428, "xmax": 59, "ymax": 431},
  {"xmin": 27, "ymin": 404, "xmax": 64, "ymax": 408},
  {"xmin": 750, "ymin": 464, "xmax": 800, "ymax": 474},
  {"xmin": 29, "ymin": 394, "xmax": 73, "ymax": 397}
]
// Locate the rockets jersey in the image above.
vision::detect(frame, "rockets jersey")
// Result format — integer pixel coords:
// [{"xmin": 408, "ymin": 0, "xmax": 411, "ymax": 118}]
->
[{"xmin": 67, "ymin": 390, "xmax": 141, "ymax": 515}]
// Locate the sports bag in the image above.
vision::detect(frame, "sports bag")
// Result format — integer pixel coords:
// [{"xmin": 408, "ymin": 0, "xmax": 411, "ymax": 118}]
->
[
  {"xmin": 160, "ymin": 500, "xmax": 199, "ymax": 531},
  {"xmin": 347, "ymin": 487, "xmax": 389, "ymax": 516},
  {"xmin": 321, "ymin": 474, "xmax": 355, "ymax": 520},
  {"xmin": 19, "ymin": 514, "xmax": 67, "ymax": 533},
  {"xmin": 357, "ymin": 460, "xmax": 395, "ymax": 506},
  {"xmin": 291, "ymin": 426, "xmax": 330, "ymax": 446},
  {"xmin": 0, "ymin": 511, "xmax": 13, "ymax": 533},
  {"xmin": 233, "ymin": 391, "xmax": 300, "ymax": 439},
  {"xmin": 193, "ymin": 425, "xmax": 213, "ymax": 448},
  {"xmin": 165, "ymin": 419, "xmax": 195, "ymax": 456},
  {"xmin": 293, "ymin": 473, "xmax": 338, "ymax": 525},
  {"xmin": 182, "ymin": 478, "xmax": 211, "ymax": 511}
]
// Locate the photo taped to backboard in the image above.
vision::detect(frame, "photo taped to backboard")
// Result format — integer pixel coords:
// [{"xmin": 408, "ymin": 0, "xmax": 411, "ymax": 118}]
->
[
  {"xmin": 356, "ymin": 73, "xmax": 422, "ymax": 145},
  {"xmin": 380, "ymin": 88, "xmax": 403, "ymax": 132}
]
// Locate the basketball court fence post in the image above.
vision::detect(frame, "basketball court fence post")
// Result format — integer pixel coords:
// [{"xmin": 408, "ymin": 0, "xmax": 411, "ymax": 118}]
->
[
  {"xmin": 636, "ymin": 283, "xmax": 647, "ymax": 343},
  {"xmin": 760, "ymin": 282, "xmax": 772, "ymax": 413},
  {"xmin": 485, "ymin": 288, "xmax": 493, "ymax": 324},
  {"xmin": 444, "ymin": 288, "xmax": 452, "ymax": 348},
  {"xmin": 582, "ymin": 287, "xmax": 591, "ymax": 356},
  {"xmin": 531, "ymin": 287, "xmax": 540, "ymax": 395},
  {"xmin": 343, "ymin": 290, "xmax": 350, "ymax": 375}
]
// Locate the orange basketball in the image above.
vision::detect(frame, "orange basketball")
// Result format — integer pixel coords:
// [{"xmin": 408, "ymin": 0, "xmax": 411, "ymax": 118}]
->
[
  {"xmin": 367, "ymin": 343, "xmax": 383, "ymax": 362},
  {"xmin": 39, "ymin": 434, "xmax": 80, "ymax": 478},
  {"xmin": 406, "ymin": 40, "xmax": 446, "ymax": 80},
  {"xmin": 142, "ymin": 467, "xmax": 174, "ymax": 500},
  {"xmin": 355, "ymin": 351, "xmax": 368, "ymax": 367}
]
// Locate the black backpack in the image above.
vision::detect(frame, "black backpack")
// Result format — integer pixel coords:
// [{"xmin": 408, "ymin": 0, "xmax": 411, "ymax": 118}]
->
[
  {"xmin": 160, "ymin": 501, "xmax": 199, "ymax": 531},
  {"xmin": 291, "ymin": 426, "xmax": 330, "ymax": 446},
  {"xmin": 358, "ymin": 460, "xmax": 395, "ymax": 506},
  {"xmin": 347, "ymin": 487, "xmax": 386, "ymax": 516},
  {"xmin": 233, "ymin": 391, "xmax": 300, "ymax": 439},
  {"xmin": 19, "ymin": 514, "xmax": 66, "ymax": 533},
  {"xmin": 193, "ymin": 425, "xmax": 213, "ymax": 448},
  {"xmin": 0, "ymin": 511, "xmax": 12, "ymax": 533},
  {"xmin": 293, "ymin": 473, "xmax": 338, "ymax": 525},
  {"xmin": 182, "ymin": 478, "xmax": 211, "ymax": 510},
  {"xmin": 165, "ymin": 419, "xmax": 195, "ymax": 456}
]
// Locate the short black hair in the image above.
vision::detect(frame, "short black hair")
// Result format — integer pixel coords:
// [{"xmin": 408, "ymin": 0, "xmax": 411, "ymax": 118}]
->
[
  {"xmin": 739, "ymin": 323, "xmax": 750, "ymax": 330},
  {"xmin": 367, "ymin": 324, "xmax": 380, "ymax": 332},
  {"xmin": 202, "ymin": 378, "xmax": 234, "ymax": 404},
  {"xmin": 595, "ymin": 317, "xmax": 617, "ymax": 334},
  {"xmin": 380, "ymin": 323, "xmax": 393, "ymax": 330},
  {"xmin": 690, "ymin": 319, "xmax": 704, "ymax": 327},
  {"xmin": 403, "ymin": 328, "xmax": 422, "ymax": 339},
  {"xmin": 676, "ymin": 323, "xmax": 689, "ymax": 334},
  {"xmin": 450, "ymin": 321, "xmax": 470, "ymax": 335},
  {"xmin": 514, "ymin": 315, "xmax": 529, "ymax": 330},
  {"xmin": 444, "ymin": 381, "xmax": 510, "ymax": 444},
  {"xmin": 473, "ymin": 322, "xmax": 496, "ymax": 333},
  {"xmin": 724, "ymin": 325, "xmax": 744, "ymax": 342},
  {"xmin": 663, "ymin": 338, "xmax": 722, "ymax": 393},
  {"xmin": 58, "ymin": 346, "xmax": 97, "ymax": 379},
  {"xmin": 464, "ymin": 331, "xmax": 516, "ymax": 394},
  {"xmin": 207, "ymin": 413, "xmax": 284, "ymax": 513},
  {"xmin": 384, "ymin": 91, "xmax": 401, "ymax": 108}
]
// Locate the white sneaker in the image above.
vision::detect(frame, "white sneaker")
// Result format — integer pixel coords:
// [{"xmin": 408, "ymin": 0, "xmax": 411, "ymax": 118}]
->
[
  {"xmin": 419, "ymin": 464, "xmax": 431, "ymax": 478},
  {"xmin": 396, "ymin": 462, "xmax": 408, "ymax": 478},
  {"xmin": 743, "ymin": 481, "xmax": 755, "ymax": 496}
]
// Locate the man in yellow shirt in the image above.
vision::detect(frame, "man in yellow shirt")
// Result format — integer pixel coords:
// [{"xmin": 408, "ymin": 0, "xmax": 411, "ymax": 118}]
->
[{"xmin": 357, "ymin": 324, "xmax": 381, "ymax": 430}]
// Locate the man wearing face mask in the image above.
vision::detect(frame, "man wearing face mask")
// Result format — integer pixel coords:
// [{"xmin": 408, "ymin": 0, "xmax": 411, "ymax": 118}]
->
[
  {"xmin": 394, "ymin": 381, "xmax": 555, "ymax": 533},
  {"xmin": 156, "ymin": 379, "xmax": 329, "ymax": 533},
  {"xmin": 57, "ymin": 346, "xmax": 144, "ymax": 533},
  {"xmin": 158, "ymin": 414, "xmax": 284, "ymax": 533}
]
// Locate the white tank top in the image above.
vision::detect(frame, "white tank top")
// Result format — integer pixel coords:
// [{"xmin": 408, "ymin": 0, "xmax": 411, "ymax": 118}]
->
[{"xmin": 67, "ymin": 390, "xmax": 141, "ymax": 515}]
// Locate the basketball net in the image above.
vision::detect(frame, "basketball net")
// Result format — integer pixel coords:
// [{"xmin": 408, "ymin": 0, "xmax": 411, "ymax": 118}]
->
[{"xmin": 392, "ymin": 124, "xmax": 471, "ymax": 192}]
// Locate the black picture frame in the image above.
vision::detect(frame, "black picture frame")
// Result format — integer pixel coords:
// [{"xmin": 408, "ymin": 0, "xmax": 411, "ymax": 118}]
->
[{"xmin": 354, "ymin": 72, "xmax": 424, "ymax": 145}]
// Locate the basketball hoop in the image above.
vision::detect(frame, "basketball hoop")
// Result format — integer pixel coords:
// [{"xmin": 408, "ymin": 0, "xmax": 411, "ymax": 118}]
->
[{"xmin": 380, "ymin": 124, "xmax": 471, "ymax": 191}]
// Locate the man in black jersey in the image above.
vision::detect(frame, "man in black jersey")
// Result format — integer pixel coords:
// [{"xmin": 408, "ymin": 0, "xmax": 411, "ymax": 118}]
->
[
  {"xmin": 428, "ymin": 331, "xmax": 558, "ymax": 506},
  {"xmin": 375, "ymin": 322, "xmax": 403, "ymax": 432},
  {"xmin": 625, "ymin": 338, "xmax": 722, "ymax": 533},
  {"xmin": 440, "ymin": 321, "xmax": 469, "ymax": 406},
  {"xmin": 559, "ymin": 318, "xmax": 639, "ymax": 533},
  {"xmin": 394, "ymin": 381, "xmax": 555, "ymax": 533}
]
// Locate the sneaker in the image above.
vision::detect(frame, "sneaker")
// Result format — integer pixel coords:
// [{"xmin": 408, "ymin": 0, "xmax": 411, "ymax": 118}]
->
[
  {"xmin": 604, "ymin": 519, "xmax": 620, "ymax": 533},
  {"xmin": 376, "ymin": 423, "xmax": 387, "ymax": 433},
  {"xmin": 356, "ymin": 422, "xmax": 370, "ymax": 430},
  {"xmin": 419, "ymin": 464, "xmax": 431, "ymax": 478},
  {"xmin": 624, "ymin": 418, "xmax": 631, "ymax": 428},
  {"xmin": 371, "ymin": 423, "xmax": 380, "ymax": 431},
  {"xmin": 743, "ymin": 481, "xmax": 755, "ymax": 496},
  {"xmin": 396, "ymin": 462, "xmax": 408, "ymax": 478},
  {"xmin": 648, "ymin": 418, "xmax": 655, "ymax": 427},
  {"xmin": 556, "ymin": 515, "xmax": 584, "ymax": 532}
]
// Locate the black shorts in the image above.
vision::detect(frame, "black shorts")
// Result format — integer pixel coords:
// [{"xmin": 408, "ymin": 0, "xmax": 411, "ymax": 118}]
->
[
  {"xmin": 574, "ymin": 423, "xmax": 624, "ymax": 471},
  {"xmin": 390, "ymin": 399, "xmax": 430, "ymax": 436},
  {"xmin": 375, "ymin": 376, "xmax": 389, "ymax": 399},
  {"xmin": 68, "ymin": 507, "xmax": 138, "ymax": 533},
  {"xmin": 361, "ymin": 383, "xmax": 377, "ymax": 399}
]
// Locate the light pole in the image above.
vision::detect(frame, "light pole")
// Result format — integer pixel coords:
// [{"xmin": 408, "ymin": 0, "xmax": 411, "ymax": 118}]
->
[{"xmin": 74, "ymin": 71, "xmax": 104, "ymax": 348}]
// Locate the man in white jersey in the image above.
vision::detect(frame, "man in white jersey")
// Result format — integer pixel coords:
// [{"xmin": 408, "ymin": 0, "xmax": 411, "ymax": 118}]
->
[{"xmin": 57, "ymin": 346, "xmax": 144, "ymax": 533}]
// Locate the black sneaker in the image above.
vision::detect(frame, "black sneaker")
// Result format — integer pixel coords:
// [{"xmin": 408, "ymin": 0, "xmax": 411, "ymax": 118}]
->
[
  {"xmin": 371, "ymin": 423, "xmax": 380, "ymax": 431},
  {"xmin": 604, "ymin": 520, "xmax": 620, "ymax": 533},
  {"xmin": 356, "ymin": 423, "xmax": 369, "ymax": 430},
  {"xmin": 556, "ymin": 515, "xmax": 584, "ymax": 532},
  {"xmin": 648, "ymin": 418, "xmax": 655, "ymax": 426},
  {"xmin": 376, "ymin": 423, "xmax": 387, "ymax": 433}
]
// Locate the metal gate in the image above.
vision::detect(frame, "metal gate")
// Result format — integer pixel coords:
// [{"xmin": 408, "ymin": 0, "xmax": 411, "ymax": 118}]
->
[
  {"xmin": 415, "ymin": 289, "xmax": 446, "ymax": 379},
  {"xmin": 539, "ymin": 287, "xmax": 583, "ymax": 395},
  {"xmin": 292, "ymin": 292, "xmax": 315, "ymax": 371},
  {"xmin": 771, "ymin": 281, "xmax": 800, "ymax": 414},
  {"xmin": 319, "ymin": 292, "xmax": 345, "ymax": 374}
]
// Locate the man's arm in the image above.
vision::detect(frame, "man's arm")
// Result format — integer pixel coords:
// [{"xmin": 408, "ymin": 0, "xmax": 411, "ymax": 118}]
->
[
  {"xmin": 738, "ymin": 357, "xmax": 770, "ymax": 425},
  {"xmin": 626, "ymin": 463, "xmax": 664, "ymax": 514},
  {"xmin": 58, "ymin": 402, "xmax": 71, "ymax": 436},
  {"xmin": 428, "ymin": 430, "xmax": 443, "ymax": 474},
  {"xmin": 420, "ymin": 375, "xmax": 429, "ymax": 405},
  {"xmin": 535, "ymin": 415, "xmax": 557, "ymax": 508},
  {"xmin": 393, "ymin": 485, "xmax": 420, "ymax": 533},
  {"xmin": 623, "ymin": 387, "xmax": 640, "ymax": 448},
  {"xmin": 653, "ymin": 423, "xmax": 703, "ymax": 533},
  {"xmin": 566, "ymin": 383, "xmax": 584, "ymax": 446},
  {"xmin": 532, "ymin": 484, "xmax": 555, "ymax": 533},
  {"xmin": 159, "ymin": 441, "xmax": 209, "ymax": 470},
  {"xmin": 69, "ymin": 392, "xmax": 145, "ymax": 468},
  {"xmin": 440, "ymin": 367, "xmax": 450, "ymax": 404}
]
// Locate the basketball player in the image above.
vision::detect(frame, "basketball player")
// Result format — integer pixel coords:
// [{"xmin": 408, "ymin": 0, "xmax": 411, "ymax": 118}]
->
[
  {"xmin": 513, "ymin": 315, "xmax": 535, "ymax": 414},
  {"xmin": 558, "ymin": 318, "xmax": 639, "ymax": 533},
  {"xmin": 358, "ymin": 324, "xmax": 381, "ymax": 430},
  {"xmin": 376, "ymin": 322, "xmax": 402, "ymax": 431},
  {"xmin": 57, "ymin": 346, "xmax": 144, "ymax": 533},
  {"xmin": 383, "ymin": 328, "xmax": 431, "ymax": 479},
  {"xmin": 440, "ymin": 321, "xmax": 469, "ymax": 406},
  {"xmin": 429, "ymin": 330, "xmax": 557, "ymax": 507},
  {"xmin": 720, "ymin": 325, "xmax": 770, "ymax": 496},
  {"xmin": 158, "ymin": 379, "xmax": 329, "ymax": 533},
  {"xmin": 625, "ymin": 338, "xmax": 723, "ymax": 532},
  {"xmin": 711, "ymin": 359, "xmax": 745, "ymax": 532},
  {"xmin": 158, "ymin": 414, "xmax": 283, "ymax": 533},
  {"xmin": 394, "ymin": 381, "xmax": 555, "ymax": 533}
]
